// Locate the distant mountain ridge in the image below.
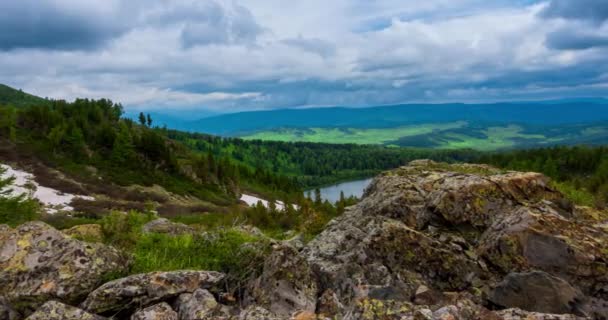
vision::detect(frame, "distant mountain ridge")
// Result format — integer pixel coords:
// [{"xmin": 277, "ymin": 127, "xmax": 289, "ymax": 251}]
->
[{"xmin": 184, "ymin": 101, "xmax": 608, "ymax": 136}]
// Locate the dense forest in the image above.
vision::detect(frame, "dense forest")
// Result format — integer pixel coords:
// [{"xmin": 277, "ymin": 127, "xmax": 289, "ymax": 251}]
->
[
  {"xmin": 166, "ymin": 130, "xmax": 479, "ymax": 188},
  {"xmin": 477, "ymin": 146, "xmax": 608, "ymax": 208},
  {"xmin": 0, "ymin": 99, "xmax": 300, "ymax": 206}
]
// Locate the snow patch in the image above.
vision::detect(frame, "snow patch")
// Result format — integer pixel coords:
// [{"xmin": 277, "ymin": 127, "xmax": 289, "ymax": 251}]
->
[
  {"xmin": 0, "ymin": 164, "xmax": 94, "ymax": 214},
  {"xmin": 240, "ymin": 194, "xmax": 288, "ymax": 211}
]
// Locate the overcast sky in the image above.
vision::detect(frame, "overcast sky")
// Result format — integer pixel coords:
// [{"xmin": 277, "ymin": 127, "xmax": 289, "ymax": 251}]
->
[{"xmin": 1, "ymin": 0, "xmax": 607, "ymax": 112}]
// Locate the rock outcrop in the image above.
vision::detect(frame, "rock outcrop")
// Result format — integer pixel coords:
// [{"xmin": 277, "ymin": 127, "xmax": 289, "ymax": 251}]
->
[
  {"xmin": 81, "ymin": 270, "xmax": 224, "ymax": 316},
  {"xmin": 0, "ymin": 222, "xmax": 128, "ymax": 316},
  {"xmin": 3, "ymin": 160, "xmax": 608, "ymax": 319},
  {"xmin": 245, "ymin": 244, "xmax": 318, "ymax": 317},
  {"xmin": 489, "ymin": 271, "xmax": 586, "ymax": 315},
  {"xmin": 302, "ymin": 160, "xmax": 608, "ymax": 319},
  {"xmin": 24, "ymin": 301, "xmax": 106, "ymax": 320},
  {"xmin": 130, "ymin": 302, "xmax": 177, "ymax": 320}
]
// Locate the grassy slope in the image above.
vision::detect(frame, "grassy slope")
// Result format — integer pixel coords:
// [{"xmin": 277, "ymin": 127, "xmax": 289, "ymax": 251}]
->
[{"xmin": 0, "ymin": 84, "xmax": 49, "ymax": 107}]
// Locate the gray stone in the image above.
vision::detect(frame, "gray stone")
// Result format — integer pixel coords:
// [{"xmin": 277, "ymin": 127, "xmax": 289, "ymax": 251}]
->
[{"xmin": 81, "ymin": 270, "xmax": 224, "ymax": 315}]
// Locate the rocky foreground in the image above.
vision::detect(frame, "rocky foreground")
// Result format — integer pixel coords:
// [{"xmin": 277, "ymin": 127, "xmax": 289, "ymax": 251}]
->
[{"xmin": 1, "ymin": 160, "xmax": 608, "ymax": 319}]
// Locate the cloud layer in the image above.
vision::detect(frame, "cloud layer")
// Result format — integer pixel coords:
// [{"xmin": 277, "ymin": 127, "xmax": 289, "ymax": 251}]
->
[{"xmin": 0, "ymin": 0, "xmax": 607, "ymax": 112}]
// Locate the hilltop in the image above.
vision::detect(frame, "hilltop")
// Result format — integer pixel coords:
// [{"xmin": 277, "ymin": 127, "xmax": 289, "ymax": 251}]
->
[{"xmin": 0, "ymin": 84, "xmax": 49, "ymax": 108}]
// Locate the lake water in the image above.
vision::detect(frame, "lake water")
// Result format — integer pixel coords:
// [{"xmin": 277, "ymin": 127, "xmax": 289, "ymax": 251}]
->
[{"xmin": 313, "ymin": 178, "xmax": 374, "ymax": 203}]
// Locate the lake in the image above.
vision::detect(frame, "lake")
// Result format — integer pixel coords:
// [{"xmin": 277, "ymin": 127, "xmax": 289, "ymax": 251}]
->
[{"xmin": 313, "ymin": 178, "xmax": 374, "ymax": 203}]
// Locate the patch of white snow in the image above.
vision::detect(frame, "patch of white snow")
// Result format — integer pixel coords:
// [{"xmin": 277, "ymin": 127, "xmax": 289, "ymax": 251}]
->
[
  {"xmin": 0, "ymin": 164, "xmax": 94, "ymax": 214},
  {"xmin": 240, "ymin": 194, "xmax": 290, "ymax": 211}
]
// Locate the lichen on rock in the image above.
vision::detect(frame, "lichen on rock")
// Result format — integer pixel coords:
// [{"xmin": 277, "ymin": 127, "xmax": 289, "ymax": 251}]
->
[{"xmin": 0, "ymin": 222, "xmax": 128, "ymax": 316}]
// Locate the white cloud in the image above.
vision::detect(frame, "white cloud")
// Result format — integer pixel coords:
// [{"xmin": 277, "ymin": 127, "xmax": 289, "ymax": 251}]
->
[{"xmin": 0, "ymin": 0, "xmax": 606, "ymax": 112}]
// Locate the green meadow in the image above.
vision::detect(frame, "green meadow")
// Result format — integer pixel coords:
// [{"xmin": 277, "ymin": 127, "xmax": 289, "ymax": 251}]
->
[{"xmin": 242, "ymin": 122, "xmax": 608, "ymax": 151}]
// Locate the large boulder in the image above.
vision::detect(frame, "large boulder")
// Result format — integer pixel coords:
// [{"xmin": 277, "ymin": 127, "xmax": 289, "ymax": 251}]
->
[
  {"xmin": 494, "ymin": 308, "xmax": 588, "ymax": 320},
  {"xmin": 0, "ymin": 222, "xmax": 128, "ymax": 315},
  {"xmin": 488, "ymin": 271, "xmax": 586, "ymax": 316},
  {"xmin": 302, "ymin": 160, "xmax": 608, "ymax": 318},
  {"xmin": 131, "ymin": 302, "xmax": 178, "ymax": 320},
  {"xmin": 245, "ymin": 244, "xmax": 317, "ymax": 317},
  {"xmin": 25, "ymin": 301, "xmax": 106, "ymax": 320},
  {"xmin": 81, "ymin": 270, "xmax": 224, "ymax": 316},
  {"xmin": 174, "ymin": 289, "xmax": 227, "ymax": 320}
]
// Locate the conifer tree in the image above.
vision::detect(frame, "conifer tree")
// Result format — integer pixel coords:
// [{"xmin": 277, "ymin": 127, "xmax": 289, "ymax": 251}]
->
[{"xmin": 138, "ymin": 112, "xmax": 146, "ymax": 126}]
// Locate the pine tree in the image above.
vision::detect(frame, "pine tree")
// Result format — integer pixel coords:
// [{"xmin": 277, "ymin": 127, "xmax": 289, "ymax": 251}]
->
[
  {"xmin": 314, "ymin": 188, "xmax": 322, "ymax": 206},
  {"xmin": 111, "ymin": 123, "xmax": 136, "ymax": 165},
  {"xmin": 138, "ymin": 112, "xmax": 146, "ymax": 126},
  {"xmin": 146, "ymin": 114, "xmax": 153, "ymax": 127},
  {"xmin": 47, "ymin": 124, "xmax": 66, "ymax": 154}
]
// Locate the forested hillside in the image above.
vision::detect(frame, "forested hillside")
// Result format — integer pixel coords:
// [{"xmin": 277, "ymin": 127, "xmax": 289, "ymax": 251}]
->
[
  {"xmin": 478, "ymin": 146, "xmax": 608, "ymax": 208},
  {"xmin": 0, "ymin": 84, "xmax": 49, "ymax": 107},
  {"xmin": 165, "ymin": 130, "xmax": 479, "ymax": 187},
  {"xmin": 0, "ymin": 99, "xmax": 301, "ymax": 206}
]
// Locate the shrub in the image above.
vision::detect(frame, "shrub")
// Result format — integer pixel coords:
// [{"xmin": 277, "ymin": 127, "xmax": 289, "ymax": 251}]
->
[
  {"xmin": 552, "ymin": 181, "xmax": 595, "ymax": 207},
  {"xmin": 0, "ymin": 165, "xmax": 40, "ymax": 226},
  {"xmin": 100, "ymin": 210, "xmax": 154, "ymax": 249},
  {"xmin": 0, "ymin": 196, "xmax": 39, "ymax": 227}
]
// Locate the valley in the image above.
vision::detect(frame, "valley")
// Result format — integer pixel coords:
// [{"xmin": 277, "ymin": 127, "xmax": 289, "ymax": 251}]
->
[{"xmin": 1, "ymin": 84, "xmax": 608, "ymax": 320}]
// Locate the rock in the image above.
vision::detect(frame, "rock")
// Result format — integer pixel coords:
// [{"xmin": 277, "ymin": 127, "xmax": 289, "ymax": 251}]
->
[
  {"xmin": 25, "ymin": 301, "xmax": 106, "ymax": 320},
  {"xmin": 494, "ymin": 308, "xmax": 588, "ymax": 320},
  {"xmin": 237, "ymin": 306, "xmax": 276, "ymax": 320},
  {"xmin": 413, "ymin": 308, "xmax": 433, "ymax": 320},
  {"xmin": 317, "ymin": 289, "xmax": 342, "ymax": 318},
  {"xmin": 351, "ymin": 298, "xmax": 414, "ymax": 319},
  {"xmin": 432, "ymin": 305, "xmax": 460, "ymax": 320},
  {"xmin": 63, "ymin": 224, "xmax": 104, "ymax": 242},
  {"xmin": 131, "ymin": 303, "xmax": 178, "ymax": 320},
  {"xmin": 488, "ymin": 271, "xmax": 586, "ymax": 316},
  {"xmin": 301, "ymin": 161, "xmax": 608, "ymax": 317},
  {"xmin": 81, "ymin": 270, "xmax": 224, "ymax": 315},
  {"xmin": 174, "ymin": 289, "xmax": 220, "ymax": 320},
  {"xmin": 0, "ymin": 298, "xmax": 18, "ymax": 320},
  {"xmin": 142, "ymin": 219, "xmax": 194, "ymax": 236},
  {"xmin": 414, "ymin": 285, "xmax": 443, "ymax": 306},
  {"xmin": 245, "ymin": 244, "xmax": 317, "ymax": 317},
  {"xmin": 0, "ymin": 222, "xmax": 128, "ymax": 315},
  {"xmin": 477, "ymin": 204, "xmax": 608, "ymax": 294}
]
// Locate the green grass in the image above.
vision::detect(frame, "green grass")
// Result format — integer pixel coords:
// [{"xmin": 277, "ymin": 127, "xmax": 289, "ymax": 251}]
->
[
  {"xmin": 131, "ymin": 231, "xmax": 269, "ymax": 292},
  {"xmin": 439, "ymin": 125, "xmax": 552, "ymax": 151},
  {"xmin": 241, "ymin": 123, "xmax": 606, "ymax": 151},
  {"xmin": 243, "ymin": 122, "xmax": 467, "ymax": 145}
]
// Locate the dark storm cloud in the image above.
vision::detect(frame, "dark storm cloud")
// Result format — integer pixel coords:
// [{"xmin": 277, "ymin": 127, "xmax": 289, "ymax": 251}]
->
[
  {"xmin": 469, "ymin": 57, "xmax": 608, "ymax": 89},
  {"xmin": 546, "ymin": 29, "xmax": 608, "ymax": 50},
  {"xmin": 540, "ymin": 0, "xmax": 608, "ymax": 23},
  {"xmin": 0, "ymin": 1, "xmax": 128, "ymax": 50}
]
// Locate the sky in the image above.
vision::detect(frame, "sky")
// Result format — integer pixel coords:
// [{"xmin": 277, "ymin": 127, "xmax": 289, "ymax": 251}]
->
[{"xmin": 0, "ymin": 0, "xmax": 607, "ymax": 113}]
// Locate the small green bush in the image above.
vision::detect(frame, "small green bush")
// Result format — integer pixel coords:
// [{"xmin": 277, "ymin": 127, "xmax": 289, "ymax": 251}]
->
[
  {"xmin": 0, "ymin": 196, "xmax": 40, "ymax": 227},
  {"xmin": 552, "ymin": 181, "xmax": 595, "ymax": 207},
  {"xmin": 101, "ymin": 210, "xmax": 154, "ymax": 249},
  {"xmin": 0, "ymin": 166, "xmax": 40, "ymax": 227}
]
